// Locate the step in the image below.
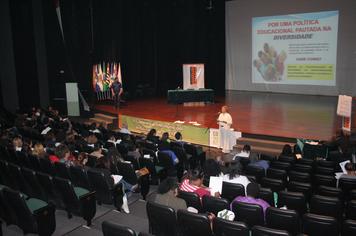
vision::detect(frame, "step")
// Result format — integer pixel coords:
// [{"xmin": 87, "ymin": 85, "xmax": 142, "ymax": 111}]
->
[
  {"xmin": 94, "ymin": 113, "xmax": 117, "ymax": 122},
  {"xmin": 236, "ymin": 137, "xmax": 295, "ymax": 150},
  {"xmin": 235, "ymin": 144, "xmax": 281, "ymax": 157}
]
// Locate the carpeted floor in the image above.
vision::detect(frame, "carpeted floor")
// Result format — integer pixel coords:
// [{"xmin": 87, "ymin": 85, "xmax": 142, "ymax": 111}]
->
[{"xmin": 2, "ymin": 186, "xmax": 158, "ymax": 236}]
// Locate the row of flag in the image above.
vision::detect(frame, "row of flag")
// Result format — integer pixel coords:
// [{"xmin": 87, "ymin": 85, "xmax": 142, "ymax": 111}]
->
[{"xmin": 92, "ymin": 62, "xmax": 122, "ymax": 100}]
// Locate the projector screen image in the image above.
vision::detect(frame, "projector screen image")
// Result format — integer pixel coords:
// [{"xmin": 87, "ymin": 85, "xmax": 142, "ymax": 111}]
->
[{"xmin": 252, "ymin": 11, "xmax": 339, "ymax": 86}]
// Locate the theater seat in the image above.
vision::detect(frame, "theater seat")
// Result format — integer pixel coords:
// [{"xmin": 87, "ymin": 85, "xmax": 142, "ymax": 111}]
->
[
  {"xmin": 278, "ymin": 155, "xmax": 296, "ymax": 165},
  {"xmin": 178, "ymin": 191, "xmax": 202, "ymax": 212},
  {"xmin": 231, "ymin": 201, "xmax": 264, "ymax": 227},
  {"xmin": 54, "ymin": 161, "xmax": 71, "ymax": 179},
  {"xmin": 146, "ymin": 201, "xmax": 177, "ymax": 236},
  {"xmin": 177, "ymin": 210, "xmax": 213, "ymax": 236},
  {"xmin": 213, "ymin": 217, "xmax": 249, "ymax": 236},
  {"xmin": 87, "ymin": 168, "xmax": 124, "ymax": 210},
  {"xmin": 22, "ymin": 167, "xmax": 47, "ymax": 201},
  {"xmin": 317, "ymin": 185, "xmax": 343, "ymax": 200},
  {"xmin": 261, "ymin": 177, "xmax": 286, "ymax": 193},
  {"xmin": 310, "ymin": 195, "xmax": 343, "ymax": 219},
  {"xmin": 292, "ymin": 164, "xmax": 313, "ymax": 174},
  {"xmin": 53, "ymin": 176, "xmax": 96, "ymax": 226},
  {"xmin": 315, "ymin": 166, "xmax": 334, "ymax": 176},
  {"xmin": 271, "ymin": 161, "xmax": 291, "ymax": 172},
  {"xmin": 278, "ymin": 191, "xmax": 307, "ymax": 215},
  {"xmin": 245, "ymin": 165, "xmax": 265, "ymax": 183},
  {"xmin": 288, "ymin": 171, "xmax": 311, "ymax": 183},
  {"xmin": 258, "ymin": 187, "xmax": 275, "ymax": 206},
  {"xmin": 266, "ymin": 207, "xmax": 300, "ymax": 235},
  {"xmin": 342, "ymin": 219, "xmax": 356, "ymax": 236},
  {"xmin": 102, "ymin": 221, "xmax": 136, "ymax": 236},
  {"xmin": 302, "ymin": 213, "xmax": 338, "ymax": 236},
  {"xmin": 314, "ymin": 174, "xmax": 336, "ymax": 187},
  {"xmin": 287, "ymin": 181, "xmax": 312, "ymax": 200},
  {"xmin": 3, "ymin": 187, "xmax": 56, "ymax": 235},
  {"xmin": 221, "ymin": 182, "xmax": 245, "ymax": 202},
  {"xmin": 346, "ymin": 200, "xmax": 356, "ymax": 220},
  {"xmin": 70, "ymin": 165, "xmax": 91, "ymax": 190},
  {"xmin": 339, "ymin": 178, "xmax": 356, "ymax": 200},
  {"xmin": 267, "ymin": 168, "xmax": 287, "ymax": 182},
  {"xmin": 202, "ymin": 195, "xmax": 229, "ymax": 215},
  {"xmin": 251, "ymin": 225, "xmax": 291, "ymax": 236}
]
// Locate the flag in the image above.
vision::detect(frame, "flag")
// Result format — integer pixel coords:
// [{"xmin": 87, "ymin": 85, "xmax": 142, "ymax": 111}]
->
[{"xmin": 117, "ymin": 63, "xmax": 122, "ymax": 83}]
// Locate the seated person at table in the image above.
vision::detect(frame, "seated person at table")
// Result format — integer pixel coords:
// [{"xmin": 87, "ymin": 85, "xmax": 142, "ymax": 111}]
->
[
  {"xmin": 180, "ymin": 169, "xmax": 219, "ymax": 198},
  {"xmin": 222, "ymin": 165, "xmax": 251, "ymax": 195},
  {"xmin": 154, "ymin": 178, "xmax": 187, "ymax": 212},
  {"xmin": 230, "ymin": 182, "xmax": 270, "ymax": 217}
]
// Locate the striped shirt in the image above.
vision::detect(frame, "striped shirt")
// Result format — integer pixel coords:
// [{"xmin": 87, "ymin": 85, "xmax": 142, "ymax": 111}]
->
[{"xmin": 179, "ymin": 179, "xmax": 211, "ymax": 198}]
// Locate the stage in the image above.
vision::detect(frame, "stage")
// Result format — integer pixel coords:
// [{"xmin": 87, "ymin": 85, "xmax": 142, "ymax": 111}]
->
[{"xmin": 94, "ymin": 91, "xmax": 339, "ymax": 141}]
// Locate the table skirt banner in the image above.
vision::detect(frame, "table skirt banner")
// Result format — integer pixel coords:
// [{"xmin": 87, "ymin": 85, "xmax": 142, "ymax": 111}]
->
[{"xmin": 120, "ymin": 115, "xmax": 210, "ymax": 146}]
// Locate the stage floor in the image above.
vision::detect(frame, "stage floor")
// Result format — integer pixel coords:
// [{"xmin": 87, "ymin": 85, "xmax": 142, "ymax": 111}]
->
[{"xmin": 94, "ymin": 91, "xmax": 339, "ymax": 141}]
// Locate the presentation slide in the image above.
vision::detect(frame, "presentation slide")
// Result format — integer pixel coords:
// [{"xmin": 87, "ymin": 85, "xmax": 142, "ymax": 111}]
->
[{"xmin": 252, "ymin": 11, "xmax": 339, "ymax": 86}]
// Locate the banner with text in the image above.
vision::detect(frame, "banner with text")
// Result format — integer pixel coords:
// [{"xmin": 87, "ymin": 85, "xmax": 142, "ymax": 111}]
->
[
  {"xmin": 120, "ymin": 115, "xmax": 209, "ymax": 146},
  {"xmin": 252, "ymin": 11, "xmax": 338, "ymax": 86}
]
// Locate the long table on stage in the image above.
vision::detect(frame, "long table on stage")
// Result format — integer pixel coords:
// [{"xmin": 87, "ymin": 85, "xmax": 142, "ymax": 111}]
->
[{"xmin": 167, "ymin": 89, "xmax": 214, "ymax": 104}]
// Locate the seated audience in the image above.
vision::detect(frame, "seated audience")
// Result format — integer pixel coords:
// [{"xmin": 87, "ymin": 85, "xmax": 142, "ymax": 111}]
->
[
  {"xmin": 32, "ymin": 143, "xmax": 47, "ymax": 159},
  {"xmin": 146, "ymin": 128, "xmax": 159, "ymax": 143},
  {"xmin": 234, "ymin": 144, "xmax": 258, "ymax": 161},
  {"xmin": 154, "ymin": 178, "xmax": 187, "ymax": 212},
  {"xmin": 222, "ymin": 165, "xmax": 251, "ymax": 195},
  {"xmin": 158, "ymin": 132, "xmax": 171, "ymax": 151},
  {"xmin": 340, "ymin": 162, "xmax": 356, "ymax": 180},
  {"xmin": 230, "ymin": 183, "xmax": 270, "ymax": 217},
  {"xmin": 281, "ymin": 144, "xmax": 293, "ymax": 157},
  {"xmin": 180, "ymin": 169, "xmax": 218, "ymax": 198}
]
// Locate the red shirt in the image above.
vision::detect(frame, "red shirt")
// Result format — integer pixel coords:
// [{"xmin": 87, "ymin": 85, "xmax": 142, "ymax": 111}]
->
[
  {"xmin": 179, "ymin": 179, "xmax": 211, "ymax": 198},
  {"xmin": 49, "ymin": 155, "xmax": 59, "ymax": 163}
]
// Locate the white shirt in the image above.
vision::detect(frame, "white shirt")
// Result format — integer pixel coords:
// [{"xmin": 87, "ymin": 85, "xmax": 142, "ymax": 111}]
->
[
  {"xmin": 217, "ymin": 112, "xmax": 232, "ymax": 129},
  {"xmin": 221, "ymin": 174, "xmax": 251, "ymax": 195}
]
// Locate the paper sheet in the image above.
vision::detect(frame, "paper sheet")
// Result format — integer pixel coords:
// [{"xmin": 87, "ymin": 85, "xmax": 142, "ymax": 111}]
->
[
  {"xmin": 111, "ymin": 175, "xmax": 123, "ymax": 185},
  {"xmin": 340, "ymin": 160, "xmax": 350, "ymax": 174},
  {"xmin": 209, "ymin": 176, "xmax": 223, "ymax": 194}
]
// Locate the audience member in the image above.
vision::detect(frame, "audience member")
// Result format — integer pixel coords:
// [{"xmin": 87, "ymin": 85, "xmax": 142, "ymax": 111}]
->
[
  {"xmin": 222, "ymin": 165, "xmax": 251, "ymax": 195},
  {"xmin": 154, "ymin": 178, "xmax": 187, "ymax": 212},
  {"xmin": 180, "ymin": 169, "xmax": 218, "ymax": 198}
]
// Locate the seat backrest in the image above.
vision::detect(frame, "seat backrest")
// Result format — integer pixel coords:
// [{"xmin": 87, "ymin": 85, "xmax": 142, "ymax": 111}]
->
[
  {"xmin": 221, "ymin": 182, "xmax": 245, "ymax": 202},
  {"xmin": 316, "ymin": 160, "xmax": 335, "ymax": 169},
  {"xmin": 36, "ymin": 172, "xmax": 59, "ymax": 205},
  {"xmin": 202, "ymin": 195, "xmax": 229, "ymax": 215},
  {"xmin": 278, "ymin": 191, "xmax": 306, "ymax": 215},
  {"xmin": 342, "ymin": 219, "xmax": 356, "ymax": 236},
  {"xmin": 117, "ymin": 162, "xmax": 138, "ymax": 185},
  {"xmin": 252, "ymin": 225, "xmax": 291, "ymax": 236},
  {"xmin": 54, "ymin": 162, "xmax": 71, "ymax": 179},
  {"xmin": 302, "ymin": 213, "xmax": 338, "ymax": 236},
  {"xmin": 231, "ymin": 201, "xmax": 264, "ymax": 227},
  {"xmin": 178, "ymin": 191, "xmax": 202, "ymax": 212},
  {"xmin": 146, "ymin": 201, "xmax": 177, "ymax": 236},
  {"xmin": 22, "ymin": 167, "xmax": 47, "ymax": 201},
  {"xmin": 245, "ymin": 165, "xmax": 265, "ymax": 182},
  {"xmin": 318, "ymin": 185, "xmax": 343, "ymax": 200},
  {"xmin": 278, "ymin": 155, "xmax": 296, "ymax": 165},
  {"xmin": 310, "ymin": 195, "xmax": 343, "ymax": 219},
  {"xmin": 288, "ymin": 171, "xmax": 311, "ymax": 183},
  {"xmin": 296, "ymin": 158, "xmax": 314, "ymax": 166},
  {"xmin": 53, "ymin": 176, "xmax": 80, "ymax": 211},
  {"xmin": 292, "ymin": 164, "xmax": 313, "ymax": 174},
  {"xmin": 315, "ymin": 166, "xmax": 334, "ymax": 176},
  {"xmin": 267, "ymin": 168, "xmax": 287, "ymax": 182},
  {"xmin": 8, "ymin": 163, "xmax": 29, "ymax": 194},
  {"xmin": 261, "ymin": 177, "xmax": 286, "ymax": 193},
  {"xmin": 271, "ymin": 161, "xmax": 291, "ymax": 172},
  {"xmin": 3, "ymin": 187, "xmax": 36, "ymax": 233},
  {"xmin": 70, "ymin": 166, "xmax": 91, "ymax": 190},
  {"xmin": 87, "ymin": 168, "xmax": 113, "ymax": 204},
  {"xmin": 287, "ymin": 181, "xmax": 312, "ymax": 200},
  {"xmin": 177, "ymin": 210, "xmax": 213, "ymax": 236},
  {"xmin": 346, "ymin": 200, "xmax": 356, "ymax": 220},
  {"xmin": 314, "ymin": 174, "xmax": 336, "ymax": 187},
  {"xmin": 258, "ymin": 187, "xmax": 274, "ymax": 206},
  {"xmin": 266, "ymin": 207, "xmax": 300, "ymax": 235},
  {"xmin": 39, "ymin": 158, "xmax": 55, "ymax": 175},
  {"xmin": 102, "ymin": 221, "xmax": 136, "ymax": 236},
  {"xmin": 213, "ymin": 217, "xmax": 249, "ymax": 236},
  {"xmin": 339, "ymin": 178, "xmax": 356, "ymax": 200},
  {"xmin": 0, "ymin": 160, "xmax": 17, "ymax": 189}
]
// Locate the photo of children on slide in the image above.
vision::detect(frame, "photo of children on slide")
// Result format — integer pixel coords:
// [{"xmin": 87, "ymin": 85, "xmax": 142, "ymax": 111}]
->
[{"xmin": 253, "ymin": 43, "xmax": 287, "ymax": 82}]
